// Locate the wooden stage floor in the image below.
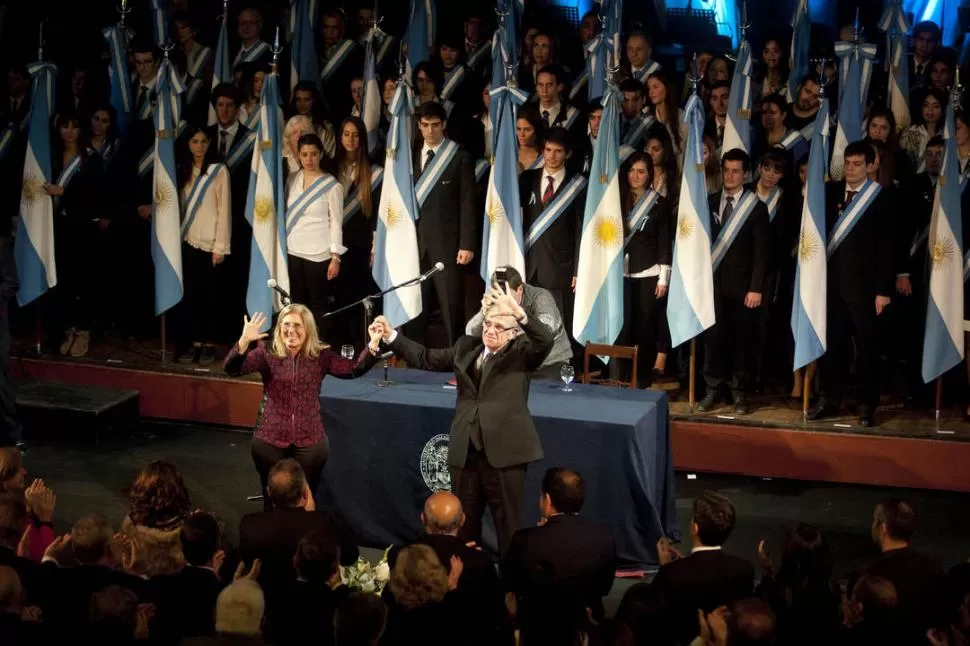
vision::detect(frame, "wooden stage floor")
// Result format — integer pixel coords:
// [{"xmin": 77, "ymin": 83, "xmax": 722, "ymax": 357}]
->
[{"xmin": 10, "ymin": 337, "xmax": 970, "ymax": 494}]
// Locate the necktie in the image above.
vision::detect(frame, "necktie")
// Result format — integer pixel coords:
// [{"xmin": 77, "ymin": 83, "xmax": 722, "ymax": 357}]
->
[
  {"xmin": 219, "ymin": 130, "xmax": 229, "ymax": 157},
  {"xmin": 633, "ymin": 69, "xmax": 643, "ymax": 81},
  {"xmin": 845, "ymin": 190, "xmax": 857, "ymax": 207},
  {"xmin": 424, "ymin": 148, "xmax": 435, "ymax": 173},
  {"xmin": 717, "ymin": 123, "xmax": 724, "ymax": 142},
  {"xmin": 137, "ymin": 85, "xmax": 148, "ymax": 109},
  {"xmin": 542, "ymin": 110, "xmax": 551, "ymax": 128},
  {"xmin": 542, "ymin": 176, "xmax": 555, "ymax": 205},
  {"xmin": 720, "ymin": 195, "xmax": 735, "ymax": 225}
]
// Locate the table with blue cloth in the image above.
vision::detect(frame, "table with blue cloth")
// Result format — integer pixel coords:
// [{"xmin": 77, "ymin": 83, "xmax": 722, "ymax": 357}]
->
[{"xmin": 318, "ymin": 367, "xmax": 680, "ymax": 568}]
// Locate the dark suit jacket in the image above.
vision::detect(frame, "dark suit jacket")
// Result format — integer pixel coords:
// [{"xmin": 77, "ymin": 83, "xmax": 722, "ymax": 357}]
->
[
  {"xmin": 319, "ymin": 41, "xmax": 364, "ymax": 122},
  {"xmin": 151, "ymin": 565, "xmax": 225, "ymax": 644},
  {"xmin": 0, "ymin": 237, "xmax": 18, "ymax": 318},
  {"xmin": 503, "ymin": 514, "xmax": 616, "ymax": 620},
  {"xmin": 626, "ymin": 196, "xmax": 672, "ymax": 273},
  {"xmin": 205, "ymin": 123, "xmax": 252, "ymax": 255},
  {"xmin": 650, "ymin": 549, "xmax": 755, "ymax": 645},
  {"xmin": 866, "ymin": 547, "xmax": 945, "ymax": 640},
  {"xmin": 388, "ymin": 316, "xmax": 554, "ymax": 469},
  {"xmin": 43, "ymin": 563, "xmax": 154, "ymax": 637},
  {"xmin": 271, "ymin": 580, "xmax": 350, "ymax": 646},
  {"xmin": 412, "ymin": 142, "xmax": 477, "ymax": 260},
  {"xmin": 824, "ymin": 181, "xmax": 895, "ymax": 303},
  {"xmin": 708, "ymin": 191, "xmax": 770, "ymax": 299},
  {"xmin": 519, "ymin": 169, "xmax": 585, "ymax": 291},
  {"xmin": 899, "ymin": 173, "xmax": 935, "ymax": 284},
  {"xmin": 181, "ymin": 633, "xmax": 266, "ymax": 646}
]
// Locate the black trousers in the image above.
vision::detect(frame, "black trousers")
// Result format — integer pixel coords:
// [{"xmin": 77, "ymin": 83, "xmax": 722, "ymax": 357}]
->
[
  {"xmin": 288, "ymin": 254, "xmax": 334, "ymax": 336},
  {"xmin": 329, "ymin": 245, "xmax": 378, "ymax": 351},
  {"xmin": 703, "ymin": 288, "xmax": 757, "ymax": 397},
  {"xmin": 251, "ymin": 436, "xmax": 330, "ymax": 506},
  {"xmin": 407, "ymin": 252, "xmax": 462, "ymax": 346},
  {"xmin": 0, "ymin": 313, "xmax": 21, "ymax": 445},
  {"xmin": 622, "ymin": 276, "xmax": 670, "ymax": 385},
  {"xmin": 820, "ymin": 295, "xmax": 879, "ymax": 409},
  {"xmin": 51, "ymin": 218, "xmax": 100, "ymax": 335},
  {"xmin": 176, "ymin": 244, "xmax": 227, "ymax": 348},
  {"xmin": 449, "ymin": 447, "xmax": 526, "ymax": 556}
]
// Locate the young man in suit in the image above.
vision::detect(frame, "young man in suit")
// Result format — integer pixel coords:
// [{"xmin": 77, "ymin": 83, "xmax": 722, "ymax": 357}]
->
[
  {"xmin": 373, "ymin": 285, "xmax": 554, "ymax": 556},
  {"xmin": 807, "ymin": 140, "xmax": 894, "ymax": 427},
  {"xmin": 410, "ymin": 101, "xmax": 477, "ymax": 345},
  {"xmin": 504, "ymin": 468, "xmax": 616, "ymax": 622},
  {"xmin": 319, "ymin": 9, "xmax": 364, "ymax": 122},
  {"xmin": 697, "ymin": 148, "xmax": 769, "ymax": 415},
  {"xmin": 534, "ymin": 65, "xmax": 584, "ymax": 150},
  {"xmin": 0, "ymin": 236, "xmax": 21, "ymax": 448},
  {"xmin": 651, "ymin": 491, "xmax": 755, "ymax": 645}
]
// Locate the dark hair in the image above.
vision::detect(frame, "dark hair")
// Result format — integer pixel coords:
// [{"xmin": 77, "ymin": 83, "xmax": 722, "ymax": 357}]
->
[
  {"xmin": 131, "ymin": 40, "xmax": 159, "ymax": 58},
  {"xmin": 874, "ymin": 499, "xmax": 917, "ymax": 541},
  {"xmin": 295, "ymin": 530, "xmax": 341, "ymax": 582},
  {"xmin": 536, "ymin": 63, "xmax": 566, "ymax": 87},
  {"xmin": 53, "ymin": 110, "xmax": 88, "ymax": 161},
  {"xmin": 619, "ymin": 78, "xmax": 646, "ymax": 96},
  {"xmin": 912, "ymin": 20, "xmax": 941, "ymax": 40},
  {"xmin": 725, "ymin": 598, "xmax": 776, "ymax": 646},
  {"xmin": 516, "ymin": 105, "xmax": 546, "ymax": 149},
  {"xmin": 771, "ymin": 523, "xmax": 840, "ymax": 628},
  {"xmin": 335, "ymin": 117, "xmax": 373, "ymax": 217},
  {"xmin": 709, "ymin": 80, "xmax": 731, "ymax": 94},
  {"xmin": 89, "ymin": 586, "xmax": 138, "ymax": 641},
  {"xmin": 541, "ymin": 468, "xmax": 585, "ymax": 514},
  {"xmin": 531, "ymin": 30, "xmax": 560, "ymax": 62},
  {"xmin": 211, "ymin": 82, "xmax": 242, "ymax": 108},
  {"xmin": 180, "ymin": 512, "xmax": 221, "ymax": 566},
  {"xmin": 437, "ymin": 32, "xmax": 465, "ymax": 54},
  {"xmin": 760, "ymin": 151, "xmax": 786, "ymax": 174},
  {"xmin": 172, "ymin": 10, "xmax": 194, "ymax": 30},
  {"xmin": 645, "ymin": 125, "xmax": 680, "ymax": 205},
  {"xmin": 627, "ymin": 31, "xmax": 652, "ymax": 48},
  {"xmin": 416, "ymin": 101, "xmax": 448, "ymax": 122},
  {"xmin": 587, "ymin": 99, "xmax": 604, "ymax": 114},
  {"xmin": 267, "ymin": 458, "xmax": 307, "ymax": 508},
  {"xmin": 320, "ymin": 8, "xmax": 346, "ymax": 27},
  {"xmin": 335, "ymin": 592, "xmax": 388, "ymax": 646},
  {"xmin": 913, "ymin": 87, "xmax": 948, "ymax": 130},
  {"xmin": 177, "ymin": 124, "xmax": 220, "ymax": 189},
  {"xmin": 692, "ymin": 491, "xmax": 736, "ymax": 546},
  {"xmin": 645, "ymin": 72, "xmax": 682, "ymax": 149},
  {"xmin": 844, "ymin": 140, "xmax": 876, "ymax": 165},
  {"xmin": 925, "ymin": 135, "xmax": 945, "ymax": 149},
  {"xmin": 851, "ymin": 574, "xmax": 899, "ymax": 631},
  {"xmin": 413, "ymin": 61, "xmax": 443, "ymax": 96},
  {"xmin": 867, "ymin": 107, "xmax": 897, "ymax": 140},
  {"xmin": 0, "ymin": 447, "xmax": 23, "ymax": 492},
  {"xmin": 297, "ymin": 133, "xmax": 325, "ymax": 154},
  {"xmin": 491, "ymin": 266, "xmax": 523, "ymax": 291},
  {"xmin": 128, "ymin": 460, "xmax": 190, "ymax": 529},
  {"xmin": 88, "ymin": 104, "xmax": 119, "ymax": 143},
  {"xmin": 797, "ymin": 74, "xmax": 820, "ymax": 90},
  {"xmin": 238, "ymin": 63, "xmax": 270, "ymax": 103},
  {"xmin": 544, "ymin": 126, "xmax": 572, "ymax": 153},
  {"xmin": 721, "ymin": 147, "xmax": 751, "ymax": 171},
  {"xmin": 761, "ymin": 94, "xmax": 788, "ymax": 116},
  {"xmin": 0, "ymin": 493, "xmax": 26, "ymax": 549},
  {"xmin": 621, "ymin": 151, "xmax": 656, "ymax": 212},
  {"xmin": 289, "ymin": 81, "xmax": 333, "ymax": 128}
]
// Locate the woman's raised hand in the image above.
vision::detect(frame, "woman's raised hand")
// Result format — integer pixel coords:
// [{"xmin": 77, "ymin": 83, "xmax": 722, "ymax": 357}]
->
[{"xmin": 239, "ymin": 313, "xmax": 269, "ymax": 350}]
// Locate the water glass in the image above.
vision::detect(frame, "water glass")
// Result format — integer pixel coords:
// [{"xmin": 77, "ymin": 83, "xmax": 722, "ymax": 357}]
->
[
  {"xmin": 341, "ymin": 344, "xmax": 355, "ymax": 360},
  {"xmin": 560, "ymin": 365, "xmax": 575, "ymax": 392}
]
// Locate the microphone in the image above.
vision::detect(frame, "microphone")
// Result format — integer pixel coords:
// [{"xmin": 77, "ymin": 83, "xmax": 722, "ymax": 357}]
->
[
  {"xmin": 267, "ymin": 278, "xmax": 291, "ymax": 304},
  {"xmin": 420, "ymin": 262, "xmax": 446, "ymax": 282}
]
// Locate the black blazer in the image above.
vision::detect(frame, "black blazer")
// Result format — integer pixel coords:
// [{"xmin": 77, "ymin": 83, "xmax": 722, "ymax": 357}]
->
[
  {"xmin": 899, "ymin": 173, "xmax": 935, "ymax": 283},
  {"xmin": 626, "ymin": 195, "xmax": 672, "ymax": 274},
  {"xmin": 708, "ymin": 191, "xmax": 770, "ymax": 299},
  {"xmin": 388, "ymin": 316, "xmax": 554, "ymax": 469},
  {"xmin": 650, "ymin": 549, "xmax": 755, "ymax": 644},
  {"xmin": 865, "ymin": 547, "xmax": 946, "ymax": 641},
  {"xmin": 42, "ymin": 563, "xmax": 155, "ymax": 637},
  {"xmin": 320, "ymin": 42, "xmax": 365, "ymax": 122},
  {"xmin": 205, "ymin": 122, "xmax": 252, "ymax": 253},
  {"xmin": 519, "ymin": 169, "xmax": 586, "ymax": 290},
  {"xmin": 503, "ymin": 514, "xmax": 616, "ymax": 620},
  {"xmin": 0, "ymin": 237, "xmax": 18, "ymax": 319},
  {"xmin": 151, "ymin": 565, "xmax": 225, "ymax": 643},
  {"xmin": 411, "ymin": 142, "xmax": 477, "ymax": 259},
  {"xmin": 824, "ymin": 181, "xmax": 895, "ymax": 303}
]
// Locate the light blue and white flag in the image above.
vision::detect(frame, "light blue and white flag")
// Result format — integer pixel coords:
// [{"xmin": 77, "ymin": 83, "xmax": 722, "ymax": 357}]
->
[
  {"xmin": 103, "ymin": 26, "xmax": 132, "ymax": 137},
  {"xmin": 404, "ymin": 0, "xmax": 436, "ymax": 76},
  {"xmin": 878, "ymin": 0, "xmax": 912, "ymax": 130},
  {"xmin": 721, "ymin": 36, "xmax": 753, "ymax": 156},
  {"xmin": 787, "ymin": 0, "xmax": 810, "ymax": 100},
  {"xmin": 14, "ymin": 60, "xmax": 57, "ymax": 306},
  {"xmin": 150, "ymin": 0, "xmax": 170, "ymax": 48},
  {"xmin": 245, "ymin": 68, "xmax": 289, "ymax": 331},
  {"xmin": 289, "ymin": 0, "xmax": 320, "ymax": 93},
  {"xmin": 922, "ymin": 102, "xmax": 965, "ymax": 383},
  {"xmin": 791, "ymin": 97, "xmax": 831, "ymax": 370},
  {"xmin": 481, "ymin": 79, "xmax": 527, "ymax": 282},
  {"xmin": 573, "ymin": 81, "xmax": 624, "ymax": 347},
  {"xmin": 372, "ymin": 82, "xmax": 422, "ymax": 327},
  {"xmin": 830, "ymin": 38, "xmax": 876, "ymax": 180},
  {"xmin": 666, "ymin": 93, "xmax": 715, "ymax": 347},
  {"xmin": 149, "ymin": 57, "xmax": 185, "ymax": 315},
  {"xmin": 208, "ymin": 6, "xmax": 231, "ymax": 126},
  {"xmin": 585, "ymin": 0, "xmax": 622, "ymax": 102},
  {"xmin": 361, "ymin": 13, "xmax": 383, "ymax": 155}
]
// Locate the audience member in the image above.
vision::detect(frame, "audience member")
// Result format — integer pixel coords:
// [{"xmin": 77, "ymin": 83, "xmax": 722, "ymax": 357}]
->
[
  {"xmin": 182, "ymin": 578, "xmax": 266, "ymax": 646},
  {"xmin": 382, "ymin": 543, "xmax": 463, "ymax": 645},
  {"xmin": 88, "ymin": 584, "xmax": 149, "ymax": 644},
  {"xmin": 842, "ymin": 573, "xmax": 901, "ymax": 644},
  {"xmin": 694, "ymin": 598, "xmax": 777, "ymax": 646},
  {"xmin": 121, "ymin": 459, "xmax": 191, "ymax": 577},
  {"xmin": 334, "ymin": 592, "xmax": 388, "ymax": 646},
  {"xmin": 0, "ymin": 565, "xmax": 45, "ymax": 641}
]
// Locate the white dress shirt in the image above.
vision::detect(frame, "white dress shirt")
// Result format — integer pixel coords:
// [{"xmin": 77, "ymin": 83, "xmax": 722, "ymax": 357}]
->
[
  {"xmin": 420, "ymin": 140, "xmax": 445, "ymax": 172},
  {"xmin": 717, "ymin": 185, "xmax": 745, "ymax": 224},
  {"xmin": 286, "ymin": 171, "xmax": 347, "ymax": 262},
  {"xmin": 541, "ymin": 166, "xmax": 566, "ymax": 197},
  {"xmin": 538, "ymin": 101, "xmax": 562, "ymax": 126},
  {"xmin": 217, "ymin": 120, "xmax": 240, "ymax": 156},
  {"xmin": 181, "ymin": 165, "xmax": 232, "ymax": 255}
]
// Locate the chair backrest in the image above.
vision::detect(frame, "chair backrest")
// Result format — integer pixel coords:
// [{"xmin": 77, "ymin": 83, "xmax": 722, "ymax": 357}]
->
[{"xmin": 582, "ymin": 342, "xmax": 639, "ymax": 389}]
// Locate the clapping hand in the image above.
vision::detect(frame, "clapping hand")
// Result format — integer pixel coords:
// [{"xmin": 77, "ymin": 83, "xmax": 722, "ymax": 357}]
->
[
  {"xmin": 372, "ymin": 316, "xmax": 394, "ymax": 342},
  {"xmin": 238, "ymin": 313, "xmax": 269, "ymax": 351},
  {"xmin": 25, "ymin": 479, "xmax": 56, "ymax": 523},
  {"xmin": 487, "ymin": 284, "xmax": 526, "ymax": 321},
  {"xmin": 656, "ymin": 536, "xmax": 683, "ymax": 566},
  {"xmin": 447, "ymin": 555, "xmax": 464, "ymax": 591},
  {"xmin": 234, "ymin": 558, "xmax": 262, "ymax": 581},
  {"xmin": 367, "ymin": 321, "xmax": 385, "ymax": 351}
]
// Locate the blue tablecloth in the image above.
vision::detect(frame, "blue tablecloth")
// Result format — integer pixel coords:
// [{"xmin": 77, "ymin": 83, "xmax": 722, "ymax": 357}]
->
[{"xmin": 318, "ymin": 368, "xmax": 680, "ymax": 568}]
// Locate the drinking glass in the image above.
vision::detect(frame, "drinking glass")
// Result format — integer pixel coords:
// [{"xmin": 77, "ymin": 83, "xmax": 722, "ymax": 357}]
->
[{"xmin": 560, "ymin": 365, "xmax": 575, "ymax": 392}]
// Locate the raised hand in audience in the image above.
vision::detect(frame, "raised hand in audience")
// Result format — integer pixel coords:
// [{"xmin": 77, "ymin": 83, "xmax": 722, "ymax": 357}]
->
[
  {"xmin": 447, "ymin": 555, "xmax": 464, "ymax": 591},
  {"xmin": 113, "ymin": 532, "xmax": 138, "ymax": 573},
  {"xmin": 756, "ymin": 539, "xmax": 773, "ymax": 578},
  {"xmin": 697, "ymin": 606, "xmax": 729, "ymax": 646},
  {"xmin": 16, "ymin": 525, "xmax": 31, "ymax": 558},
  {"xmin": 657, "ymin": 536, "xmax": 683, "ymax": 566},
  {"xmin": 234, "ymin": 557, "xmax": 262, "ymax": 581},
  {"xmin": 43, "ymin": 533, "xmax": 71, "ymax": 563},
  {"xmin": 135, "ymin": 603, "xmax": 156, "ymax": 640},
  {"xmin": 25, "ymin": 479, "xmax": 56, "ymax": 523}
]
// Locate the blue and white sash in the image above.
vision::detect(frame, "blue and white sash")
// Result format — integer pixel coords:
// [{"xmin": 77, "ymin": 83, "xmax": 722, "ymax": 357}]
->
[
  {"xmin": 475, "ymin": 158, "xmax": 490, "ymax": 182},
  {"xmin": 569, "ymin": 70, "xmax": 589, "ymax": 100},
  {"xmin": 138, "ymin": 122, "xmax": 188, "ymax": 177},
  {"xmin": 226, "ymin": 130, "xmax": 257, "ymax": 171},
  {"xmin": 414, "ymin": 139, "xmax": 459, "ymax": 207},
  {"xmin": 342, "ymin": 165, "xmax": 384, "ymax": 223},
  {"xmin": 286, "ymin": 174, "xmax": 338, "ymax": 234},
  {"xmin": 95, "ymin": 139, "xmax": 120, "ymax": 165},
  {"xmin": 320, "ymin": 40, "xmax": 355, "ymax": 82},
  {"xmin": 0, "ymin": 126, "xmax": 14, "ymax": 162},
  {"xmin": 559, "ymin": 106, "xmax": 580, "ymax": 131},
  {"xmin": 443, "ymin": 99, "xmax": 456, "ymax": 119},
  {"xmin": 233, "ymin": 40, "xmax": 269, "ymax": 67},
  {"xmin": 53, "ymin": 154, "xmax": 83, "ymax": 211},
  {"xmin": 136, "ymin": 87, "xmax": 153, "ymax": 120},
  {"xmin": 632, "ymin": 60, "xmax": 661, "ymax": 82},
  {"xmin": 826, "ymin": 180, "xmax": 882, "ymax": 257},
  {"xmin": 525, "ymin": 175, "xmax": 587, "ymax": 249},
  {"xmin": 798, "ymin": 119, "xmax": 817, "ymax": 142},
  {"xmin": 759, "ymin": 186, "xmax": 783, "ymax": 222},
  {"xmin": 239, "ymin": 107, "xmax": 260, "ymax": 131},
  {"xmin": 910, "ymin": 224, "xmax": 930, "ymax": 258},
  {"xmin": 779, "ymin": 130, "xmax": 804, "ymax": 151},
  {"xmin": 622, "ymin": 113, "xmax": 656, "ymax": 147},
  {"xmin": 623, "ymin": 190, "xmax": 659, "ymax": 249},
  {"xmin": 440, "ymin": 65, "xmax": 467, "ymax": 101},
  {"xmin": 181, "ymin": 163, "xmax": 223, "ymax": 235},
  {"xmin": 466, "ymin": 42, "xmax": 490, "ymax": 70},
  {"xmin": 619, "ymin": 144, "xmax": 636, "ymax": 164},
  {"xmin": 185, "ymin": 45, "xmax": 213, "ymax": 105},
  {"xmin": 376, "ymin": 34, "xmax": 396, "ymax": 66},
  {"xmin": 525, "ymin": 155, "xmax": 545, "ymax": 171},
  {"xmin": 711, "ymin": 191, "xmax": 759, "ymax": 271}
]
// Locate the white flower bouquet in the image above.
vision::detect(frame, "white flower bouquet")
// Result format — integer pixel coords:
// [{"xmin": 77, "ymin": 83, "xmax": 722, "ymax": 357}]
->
[{"xmin": 341, "ymin": 546, "xmax": 392, "ymax": 595}]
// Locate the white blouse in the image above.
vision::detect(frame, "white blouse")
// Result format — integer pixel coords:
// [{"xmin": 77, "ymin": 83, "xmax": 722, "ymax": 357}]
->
[
  {"xmin": 286, "ymin": 170, "xmax": 346, "ymax": 263},
  {"xmin": 181, "ymin": 164, "xmax": 231, "ymax": 255}
]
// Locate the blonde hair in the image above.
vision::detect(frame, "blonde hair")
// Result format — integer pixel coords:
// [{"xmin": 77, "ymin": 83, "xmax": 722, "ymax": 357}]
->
[
  {"xmin": 283, "ymin": 115, "xmax": 314, "ymax": 160},
  {"xmin": 271, "ymin": 303, "xmax": 326, "ymax": 360},
  {"xmin": 0, "ymin": 448, "xmax": 22, "ymax": 491},
  {"xmin": 215, "ymin": 579, "xmax": 264, "ymax": 635},
  {"xmin": 388, "ymin": 544, "xmax": 450, "ymax": 610}
]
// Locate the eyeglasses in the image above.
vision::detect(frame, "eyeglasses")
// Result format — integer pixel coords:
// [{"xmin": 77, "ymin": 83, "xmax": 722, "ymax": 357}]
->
[{"xmin": 482, "ymin": 321, "xmax": 512, "ymax": 332}]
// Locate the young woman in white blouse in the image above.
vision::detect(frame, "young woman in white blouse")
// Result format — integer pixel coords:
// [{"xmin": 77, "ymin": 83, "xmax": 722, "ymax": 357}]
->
[
  {"xmin": 177, "ymin": 125, "xmax": 231, "ymax": 365},
  {"xmin": 285, "ymin": 133, "xmax": 345, "ymax": 332}
]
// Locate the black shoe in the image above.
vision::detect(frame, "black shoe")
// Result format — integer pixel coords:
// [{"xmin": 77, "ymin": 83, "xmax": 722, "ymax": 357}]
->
[
  {"xmin": 696, "ymin": 391, "xmax": 718, "ymax": 412},
  {"xmin": 806, "ymin": 401, "xmax": 838, "ymax": 421},
  {"xmin": 178, "ymin": 347, "xmax": 199, "ymax": 364},
  {"xmin": 858, "ymin": 405, "xmax": 875, "ymax": 427},
  {"xmin": 198, "ymin": 345, "xmax": 217, "ymax": 366},
  {"xmin": 733, "ymin": 395, "xmax": 750, "ymax": 415}
]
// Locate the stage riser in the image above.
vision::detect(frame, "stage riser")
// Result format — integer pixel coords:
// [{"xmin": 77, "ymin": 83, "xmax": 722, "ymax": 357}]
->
[{"xmin": 12, "ymin": 359, "xmax": 969, "ymax": 493}]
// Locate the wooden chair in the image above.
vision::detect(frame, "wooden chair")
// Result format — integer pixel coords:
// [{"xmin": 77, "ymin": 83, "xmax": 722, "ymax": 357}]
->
[{"xmin": 582, "ymin": 342, "xmax": 639, "ymax": 389}]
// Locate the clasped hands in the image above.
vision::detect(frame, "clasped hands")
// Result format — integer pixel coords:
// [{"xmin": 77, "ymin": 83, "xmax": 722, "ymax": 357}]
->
[{"xmin": 480, "ymin": 283, "xmax": 527, "ymax": 322}]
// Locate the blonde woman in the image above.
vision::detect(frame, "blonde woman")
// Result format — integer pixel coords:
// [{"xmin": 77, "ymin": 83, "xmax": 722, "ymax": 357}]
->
[
  {"xmin": 383, "ymin": 544, "xmax": 463, "ymax": 643},
  {"xmin": 224, "ymin": 307, "xmax": 383, "ymax": 500},
  {"xmin": 283, "ymin": 114, "xmax": 315, "ymax": 177}
]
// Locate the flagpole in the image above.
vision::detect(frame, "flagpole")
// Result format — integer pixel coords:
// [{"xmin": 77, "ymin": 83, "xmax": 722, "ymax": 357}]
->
[
  {"xmin": 36, "ymin": 19, "xmax": 44, "ymax": 357},
  {"xmin": 689, "ymin": 339, "xmax": 696, "ymax": 411},
  {"xmin": 802, "ymin": 364, "xmax": 810, "ymax": 419},
  {"xmin": 935, "ymin": 377, "xmax": 943, "ymax": 423},
  {"xmin": 159, "ymin": 40, "xmax": 174, "ymax": 364}
]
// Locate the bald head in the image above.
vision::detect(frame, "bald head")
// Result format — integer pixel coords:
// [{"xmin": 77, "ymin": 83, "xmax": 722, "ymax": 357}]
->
[
  {"xmin": 421, "ymin": 492, "xmax": 464, "ymax": 535},
  {"xmin": 0, "ymin": 566, "xmax": 22, "ymax": 610}
]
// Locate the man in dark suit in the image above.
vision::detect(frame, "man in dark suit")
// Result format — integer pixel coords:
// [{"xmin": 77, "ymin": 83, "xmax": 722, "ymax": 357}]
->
[
  {"xmin": 183, "ymin": 579, "xmax": 266, "ymax": 646},
  {"xmin": 534, "ymin": 65, "xmax": 585, "ymax": 150},
  {"xmin": 503, "ymin": 468, "xmax": 616, "ymax": 622},
  {"xmin": 409, "ymin": 101, "xmax": 477, "ymax": 345},
  {"xmin": 807, "ymin": 140, "xmax": 894, "ymax": 427},
  {"xmin": 650, "ymin": 491, "xmax": 755, "ymax": 645},
  {"xmin": 319, "ymin": 9, "xmax": 364, "ymax": 122},
  {"xmin": 0, "ymin": 236, "xmax": 20, "ymax": 447},
  {"xmin": 374, "ymin": 286, "xmax": 554, "ymax": 555},
  {"xmin": 908, "ymin": 20, "xmax": 941, "ymax": 90},
  {"xmin": 519, "ymin": 127, "xmax": 586, "ymax": 330},
  {"xmin": 697, "ymin": 148, "xmax": 769, "ymax": 415}
]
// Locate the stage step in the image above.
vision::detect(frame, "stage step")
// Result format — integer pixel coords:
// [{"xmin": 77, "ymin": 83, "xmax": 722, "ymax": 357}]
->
[{"xmin": 14, "ymin": 380, "xmax": 140, "ymax": 444}]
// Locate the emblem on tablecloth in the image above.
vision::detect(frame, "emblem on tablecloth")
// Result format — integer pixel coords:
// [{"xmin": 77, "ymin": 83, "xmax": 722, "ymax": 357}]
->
[{"xmin": 420, "ymin": 434, "xmax": 451, "ymax": 492}]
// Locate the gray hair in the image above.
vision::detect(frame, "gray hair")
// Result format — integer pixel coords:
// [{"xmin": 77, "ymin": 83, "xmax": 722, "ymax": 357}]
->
[{"xmin": 215, "ymin": 579, "xmax": 265, "ymax": 635}]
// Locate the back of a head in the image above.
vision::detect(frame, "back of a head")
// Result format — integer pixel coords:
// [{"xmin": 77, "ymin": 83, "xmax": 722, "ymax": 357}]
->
[
  {"xmin": 874, "ymin": 499, "xmax": 917, "ymax": 543},
  {"xmin": 726, "ymin": 598, "xmax": 776, "ymax": 646},
  {"xmin": 90, "ymin": 585, "xmax": 138, "ymax": 641},
  {"xmin": 541, "ymin": 467, "xmax": 585, "ymax": 515},
  {"xmin": 387, "ymin": 544, "xmax": 449, "ymax": 610},
  {"xmin": 853, "ymin": 573, "xmax": 899, "ymax": 630},
  {"xmin": 295, "ymin": 530, "xmax": 341, "ymax": 583},
  {"xmin": 0, "ymin": 493, "xmax": 26, "ymax": 549},
  {"xmin": 215, "ymin": 579, "xmax": 265, "ymax": 636},
  {"xmin": 692, "ymin": 491, "xmax": 737, "ymax": 546},
  {"xmin": 519, "ymin": 584, "xmax": 590, "ymax": 646},
  {"xmin": 267, "ymin": 458, "xmax": 307, "ymax": 508},
  {"xmin": 71, "ymin": 514, "xmax": 114, "ymax": 565},
  {"xmin": 614, "ymin": 582, "xmax": 673, "ymax": 646},
  {"xmin": 335, "ymin": 592, "xmax": 388, "ymax": 646},
  {"xmin": 778, "ymin": 523, "xmax": 834, "ymax": 589},
  {"xmin": 0, "ymin": 565, "xmax": 22, "ymax": 611},
  {"xmin": 422, "ymin": 491, "xmax": 464, "ymax": 535},
  {"xmin": 180, "ymin": 512, "xmax": 221, "ymax": 567}
]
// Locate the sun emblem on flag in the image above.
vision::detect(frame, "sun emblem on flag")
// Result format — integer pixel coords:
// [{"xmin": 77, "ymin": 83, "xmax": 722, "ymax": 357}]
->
[
  {"xmin": 384, "ymin": 202, "xmax": 401, "ymax": 228},
  {"xmin": 931, "ymin": 236, "xmax": 955, "ymax": 269},
  {"xmin": 677, "ymin": 216, "xmax": 694, "ymax": 240},
  {"xmin": 487, "ymin": 200, "xmax": 504, "ymax": 227},
  {"xmin": 254, "ymin": 196, "xmax": 274, "ymax": 224},
  {"xmin": 155, "ymin": 182, "xmax": 174, "ymax": 210},
  {"xmin": 21, "ymin": 176, "xmax": 44, "ymax": 204},
  {"xmin": 594, "ymin": 215, "xmax": 622, "ymax": 247},
  {"xmin": 798, "ymin": 230, "xmax": 821, "ymax": 261}
]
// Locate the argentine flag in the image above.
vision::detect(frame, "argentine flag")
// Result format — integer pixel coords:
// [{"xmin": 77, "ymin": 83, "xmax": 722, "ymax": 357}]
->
[
  {"xmin": 787, "ymin": 0, "xmax": 810, "ymax": 100},
  {"xmin": 103, "ymin": 26, "xmax": 132, "ymax": 137},
  {"xmin": 150, "ymin": 0, "xmax": 170, "ymax": 48},
  {"xmin": 404, "ymin": 0, "xmax": 436, "ymax": 76},
  {"xmin": 921, "ymin": 102, "xmax": 965, "ymax": 383},
  {"xmin": 361, "ymin": 17, "xmax": 382, "ymax": 155},
  {"xmin": 721, "ymin": 35, "xmax": 753, "ymax": 156},
  {"xmin": 667, "ymin": 93, "xmax": 715, "ymax": 347},
  {"xmin": 245, "ymin": 67, "xmax": 289, "ymax": 331},
  {"xmin": 830, "ymin": 39, "xmax": 876, "ymax": 180},
  {"xmin": 879, "ymin": 1, "xmax": 911, "ymax": 130},
  {"xmin": 573, "ymin": 80, "xmax": 624, "ymax": 347},
  {"xmin": 372, "ymin": 82, "xmax": 422, "ymax": 327},
  {"xmin": 791, "ymin": 98, "xmax": 831, "ymax": 370},
  {"xmin": 289, "ymin": 0, "xmax": 320, "ymax": 94},
  {"xmin": 14, "ymin": 60, "xmax": 57, "ymax": 306},
  {"xmin": 150, "ymin": 57, "xmax": 185, "ymax": 315},
  {"xmin": 585, "ymin": 0, "xmax": 621, "ymax": 102},
  {"xmin": 208, "ymin": 6, "xmax": 231, "ymax": 126}
]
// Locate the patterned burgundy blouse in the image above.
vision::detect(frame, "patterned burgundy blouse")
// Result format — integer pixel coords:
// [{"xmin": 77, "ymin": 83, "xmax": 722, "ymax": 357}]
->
[{"xmin": 224, "ymin": 343, "xmax": 376, "ymax": 447}]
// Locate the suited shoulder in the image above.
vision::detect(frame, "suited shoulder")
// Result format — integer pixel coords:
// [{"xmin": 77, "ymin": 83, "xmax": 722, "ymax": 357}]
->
[{"xmin": 520, "ymin": 168, "xmax": 542, "ymax": 184}]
